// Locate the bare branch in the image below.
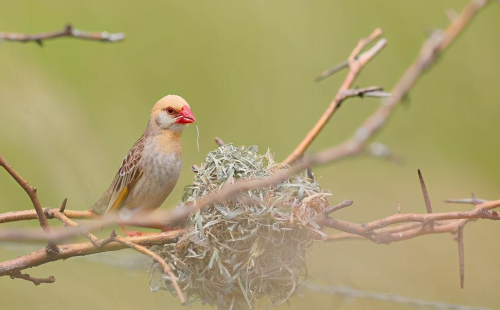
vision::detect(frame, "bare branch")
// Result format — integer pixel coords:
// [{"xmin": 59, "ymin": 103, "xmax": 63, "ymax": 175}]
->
[
  {"xmin": 0, "ymin": 231, "xmax": 182, "ymax": 277},
  {"xmin": 47, "ymin": 209, "xmax": 102, "ymax": 247},
  {"xmin": 283, "ymin": 29, "xmax": 387, "ymax": 164},
  {"xmin": 0, "ymin": 24, "xmax": 125, "ymax": 45},
  {"xmin": 321, "ymin": 199, "xmax": 500, "ymax": 244},
  {"xmin": 114, "ymin": 236, "xmax": 185, "ymax": 304},
  {"xmin": 10, "ymin": 271, "xmax": 55, "ymax": 286},
  {"xmin": 0, "ymin": 153, "xmax": 59, "ymax": 254},
  {"xmin": 309, "ymin": 0, "xmax": 489, "ymax": 166},
  {"xmin": 323, "ymin": 199, "xmax": 353, "ymax": 215},
  {"xmin": 457, "ymin": 226, "xmax": 465, "ymax": 289}
]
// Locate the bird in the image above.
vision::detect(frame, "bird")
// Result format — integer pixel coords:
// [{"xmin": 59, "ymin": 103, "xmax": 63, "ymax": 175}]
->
[{"xmin": 90, "ymin": 95, "xmax": 195, "ymax": 236}]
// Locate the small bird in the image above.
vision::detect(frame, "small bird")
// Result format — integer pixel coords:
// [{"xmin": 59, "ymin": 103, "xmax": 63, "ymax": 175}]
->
[{"xmin": 91, "ymin": 95, "xmax": 195, "ymax": 235}]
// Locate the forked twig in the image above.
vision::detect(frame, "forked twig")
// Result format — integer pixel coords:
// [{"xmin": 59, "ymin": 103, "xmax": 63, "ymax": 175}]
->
[
  {"xmin": 0, "ymin": 23, "xmax": 125, "ymax": 45},
  {"xmin": 0, "ymin": 154, "xmax": 59, "ymax": 254},
  {"xmin": 10, "ymin": 271, "xmax": 55, "ymax": 286},
  {"xmin": 283, "ymin": 29, "xmax": 387, "ymax": 164},
  {"xmin": 113, "ymin": 236, "xmax": 186, "ymax": 304},
  {"xmin": 309, "ymin": 0, "xmax": 490, "ymax": 166}
]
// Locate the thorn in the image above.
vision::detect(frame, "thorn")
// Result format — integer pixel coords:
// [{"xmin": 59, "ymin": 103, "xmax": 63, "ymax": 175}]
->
[
  {"xmin": 471, "ymin": 193, "xmax": 479, "ymax": 206},
  {"xmin": 397, "ymin": 202, "xmax": 401, "ymax": 214},
  {"xmin": 64, "ymin": 23, "xmax": 73, "ymax": 33},
  {"xmin": 457, "ymin": 226, "xmax": 465, "ymax": 289},
  {"xmin": 215, "ymin": 137, "xmax": 225, "ymax": 146},
  {"xmin": 33, "ymin": 187, "xmax": 37, "ymax": 194},
  {"xmin": 418, "ymin": 169, "xmax": 433, "ymax": 214},
  {"xmin": 59, "ymin": 198, "xmax": 68, "ymax": 212},
  {"xmin": 306, "ymin": 167, "xmax": 315, "ymax": 181},
  {"xmin": 445, "ymin": 8, "xmax": 459, "ymax": 22}
]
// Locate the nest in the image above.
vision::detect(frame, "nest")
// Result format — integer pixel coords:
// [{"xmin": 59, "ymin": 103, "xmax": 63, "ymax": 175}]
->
[{"xmin": 150, "ymin": 144, "xmax": 330, "ymax": 309}]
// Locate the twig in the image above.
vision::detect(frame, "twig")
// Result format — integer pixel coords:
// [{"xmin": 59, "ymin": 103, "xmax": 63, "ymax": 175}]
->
[
  {"xmin": 47, "ymin": 209, "xmax": 103, "ymax": 247},
  {"xmin": 444, "ymin": 198, "xmax": 488, "ymax": 205},
  {"xmin": 0, "ymin": 23, "xmax": 125, "ymax": 45},
  {"xmin": 308, "ymin": 0, "xmax": 490, "ymax": 166},
  {"xmin": 0, "ymin": 153, "xmax": 59, "ymax": 254},
  {"xmin": 0, "ymin": 231, "xmax": 183, "ymax": 278},
  {"xmin": 114, "ymin": 236, "xmax": 186, "ymax": 304},
  {"xmin": 320, "ymin": 199, "xmax": 500, "ymax": 244},
  {"xmin": 323, "ymin": 199, "xmax": 353, "ymax": 214},
  {"xmin": 283, "ymin": 29, "xmax": 387, "ymax": 164},
  {"xmin": 0, "ymin": 209, "xmax": 94, "ymax": 224},
  {"xmin": 10, "ymin": 271, "xmax": 55, "ymax": 286},
  {"xmin": 457, "ymin": 226, "xmax": 465, "ymax": 288}
]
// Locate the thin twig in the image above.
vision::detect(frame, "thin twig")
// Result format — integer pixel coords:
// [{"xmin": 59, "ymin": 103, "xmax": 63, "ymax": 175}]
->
[
  {"xmin": 114, "ymin": 236, "xmax": 185, "ymax": 304},
  {"xmin": 0, "ymin": 153, "xmax": 59, "ymax": 254},
  {"xmin": 0, "ymin": 24, "xmax": 125, "ymax": 45},
  {"xmin": 321, "ymin": 199, "xmax": 500, "ymax": 244},
  {"xmin": 10, "ymin": 271, "xmax": 55, "ymax": 286},
  {"xmin": 308, "ymin": 0, "xmax": 489, "ymax": 166},
  {"xmin": 323, "ymin": 199, "xmax": 353, "ymax": 214},
  {"xmin": 457, "ymin": 226, "xmax": 465, "ymax": 288},
  {"xmin": 283, "ymin": 29, "xmax": 387, "ymax": 164},
  {"xmin": 444, "ymin": 198, "xmax": 488, "ymax": 205},
  {"xmin": 47, "ymin": 209, "xmax": 103, "ymax": 247}
]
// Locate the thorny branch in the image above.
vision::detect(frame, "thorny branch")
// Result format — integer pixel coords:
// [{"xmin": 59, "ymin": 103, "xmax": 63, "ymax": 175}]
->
[
  {"xmin": 307, "ymin": 0, "xmax": 490, "ymax": 166},
  {"xmin": 0, "ymin": 23, "xmax": 125, "ymax": 45},
  {"xmin": 0, "ymin": 0, "xmax": 496, "ymax": 303}
]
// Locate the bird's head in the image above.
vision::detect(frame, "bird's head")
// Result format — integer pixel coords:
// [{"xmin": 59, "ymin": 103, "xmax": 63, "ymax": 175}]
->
[{"xmin": 150, "ymin": 95, "xmax": 196, "ymax": 132}]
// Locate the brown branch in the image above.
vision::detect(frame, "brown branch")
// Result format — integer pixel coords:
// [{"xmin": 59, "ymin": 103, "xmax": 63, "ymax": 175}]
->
[
  {"xmin": 0, "ymin": 230, "xmax": 183, "ymax": 277},
  {"xmin": 283, "ymin": 29, "xmax": 387, "ymax": 164},
  {"xmin": 320, "ymin": 199, "xmax": 500, "ymax": 244},
  {"xmin": 0, "ymin": 154, "xmax": 59, "ymax": 254},
  {"xmin": 10, "ymin": 271, "xmax": 55, "ymax": 286},
  {"xmin": 47, "ymin": 209, "xmax": 103, "ymax": 247},
  {"xmin": 0, "ymin": 23, "xmax": 125, "ymax": 45},
  {"xmin": 323, "ymin": 199, "xmax": 353, "ymax": 214},
  {"xmin": 308, "ymin": 0, "xmax": 489, "ymax": 166},
  {"xmin": 0, "ymin": 209, "xmax": 94, "ymax": 224},
  {"xmin": 114, "ymin": 236, "xmax": 185, "ymax": 304}
]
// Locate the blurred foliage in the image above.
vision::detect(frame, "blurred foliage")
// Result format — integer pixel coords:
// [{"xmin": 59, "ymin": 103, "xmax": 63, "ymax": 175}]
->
[{"xmin": 0, "ymin": 1, "xmax": 499, "ymax": 309}]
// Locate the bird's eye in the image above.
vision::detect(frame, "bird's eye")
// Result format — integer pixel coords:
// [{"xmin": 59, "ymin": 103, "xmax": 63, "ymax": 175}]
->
[{"xmin": 166, "ymin": 107, "xmax": 176, "ymax": 115}]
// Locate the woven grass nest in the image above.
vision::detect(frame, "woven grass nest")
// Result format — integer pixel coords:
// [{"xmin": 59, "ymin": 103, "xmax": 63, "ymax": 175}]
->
[{"xmin": 150, "ymin": 144, "xmax": 331, "ymax": 309}]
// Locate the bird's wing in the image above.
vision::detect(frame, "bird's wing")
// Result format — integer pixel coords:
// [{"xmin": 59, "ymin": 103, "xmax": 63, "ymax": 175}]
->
[{"xmin": 91, "ymin": 136, "xmax": 145, "ymax": 215}]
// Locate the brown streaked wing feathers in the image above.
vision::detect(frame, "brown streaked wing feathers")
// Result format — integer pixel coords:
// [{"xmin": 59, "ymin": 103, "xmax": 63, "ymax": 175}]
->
[{"xmin": 103, "ymin": 136, "xmax": 145, "ymax": 215}]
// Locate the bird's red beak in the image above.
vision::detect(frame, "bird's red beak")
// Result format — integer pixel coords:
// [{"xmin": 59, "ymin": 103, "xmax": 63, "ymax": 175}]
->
[{"xmin": 176, "ymin": 106, "xmax": 196, "ymax": 124}]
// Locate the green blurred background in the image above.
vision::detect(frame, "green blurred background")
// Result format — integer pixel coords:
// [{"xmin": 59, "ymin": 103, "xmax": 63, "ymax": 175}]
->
[{"xmin": 0, "ymin": 1, "xmax": 499, "ymax": 309}]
